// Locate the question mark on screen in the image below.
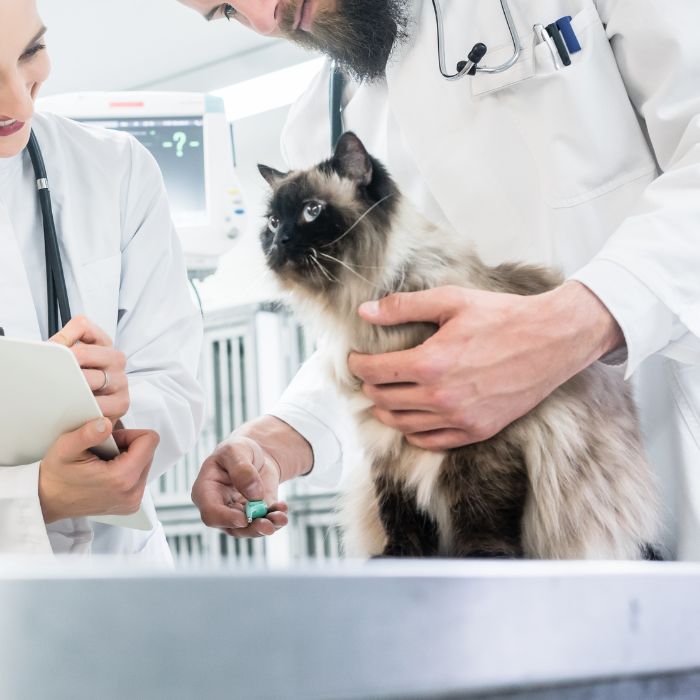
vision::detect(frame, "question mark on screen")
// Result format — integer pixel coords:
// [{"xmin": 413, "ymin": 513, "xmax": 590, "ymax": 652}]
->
[{"xmin": 172, "ymin": 132, "xmax": 187, "ymax": 158}]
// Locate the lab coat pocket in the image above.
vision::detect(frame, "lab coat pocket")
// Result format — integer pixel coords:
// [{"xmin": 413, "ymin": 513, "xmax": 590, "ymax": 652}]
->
[
  {"xmin": 504, "ymin": 5, "xmax": 657, "ymax": 208},
  {"xmin": 78, "ymin": 254, "xmax": 122, "ymax": 340}
]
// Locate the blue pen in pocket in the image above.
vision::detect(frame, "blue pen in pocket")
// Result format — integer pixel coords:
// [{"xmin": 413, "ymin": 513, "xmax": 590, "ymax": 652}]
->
[{"xmin": 556, "ymin": 16, "xmax": 582, "ymax": 54}]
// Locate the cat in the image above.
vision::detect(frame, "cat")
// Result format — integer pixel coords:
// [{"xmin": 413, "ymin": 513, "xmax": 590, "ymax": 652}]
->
[{"xmin": 258, "ymin": 132, "xmax": 660, "ymax": 560}]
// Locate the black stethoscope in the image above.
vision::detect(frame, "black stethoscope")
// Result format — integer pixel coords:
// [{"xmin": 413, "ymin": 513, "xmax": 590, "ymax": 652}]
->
[
  {"xmin": 25, "ymin": 130, "xmax": 73, "ymax": 337},
  {"xmin": 328, "ymin": 0, "xmax": 522, "ymax": 147}
]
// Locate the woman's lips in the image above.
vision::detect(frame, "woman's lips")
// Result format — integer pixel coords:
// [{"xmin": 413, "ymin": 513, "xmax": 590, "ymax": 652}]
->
[{"xmin": 0, "ymin": 119, "xmax": 24, "ymax": 137}]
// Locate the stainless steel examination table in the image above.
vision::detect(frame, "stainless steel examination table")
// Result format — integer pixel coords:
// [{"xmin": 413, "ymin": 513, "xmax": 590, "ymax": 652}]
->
[{"xmin": 0, "ymin": 560, "xmax": 699, "ymax": 700}]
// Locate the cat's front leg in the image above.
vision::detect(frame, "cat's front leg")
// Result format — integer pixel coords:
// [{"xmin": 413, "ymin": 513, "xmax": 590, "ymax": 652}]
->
[
  {"xmin": 442, "ymin": 440, "xmax": 528, "ymax": 559},
  {"xmin": 375, "ymin": 474, "xmax": 440, "ymax": 557}
]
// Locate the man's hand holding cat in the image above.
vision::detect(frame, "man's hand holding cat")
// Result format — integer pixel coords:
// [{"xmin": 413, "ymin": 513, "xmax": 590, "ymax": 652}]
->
[{"xmin": 348, "ymin": 281, "xmax": 624, "ymax": 450}]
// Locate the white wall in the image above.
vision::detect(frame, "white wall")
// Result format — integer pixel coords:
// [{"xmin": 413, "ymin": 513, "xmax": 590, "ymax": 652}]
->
[{"xmin": 36, "ymin": 0, "xmax": 310, "ymax": 96}]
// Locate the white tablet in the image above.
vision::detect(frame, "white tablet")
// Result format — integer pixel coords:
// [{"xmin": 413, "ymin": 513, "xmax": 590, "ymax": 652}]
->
[{"xmin": 0, "ymin": 337, "xmax": 153, "ymax": 531}]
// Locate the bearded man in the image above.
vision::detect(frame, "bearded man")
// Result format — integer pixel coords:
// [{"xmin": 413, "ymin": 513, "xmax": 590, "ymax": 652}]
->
[{"xmin": 181, "ymin": 0, "xmax": 700, "ymax": 561}]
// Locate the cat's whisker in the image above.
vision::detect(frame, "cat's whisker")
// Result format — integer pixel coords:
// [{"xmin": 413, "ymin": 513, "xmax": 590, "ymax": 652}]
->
[
  {"xmin": 318, "ymin": 252, "xmax": 388, "ymax": 293},
  {"xmin": 308, "ymin": 253, "xmax": 335, "ymax": 284},
  {"xmin": 306, "ymin": 253, "xmax": 322, "ymax": 281},
  {"xmin": 321, "ymin": 194, "xmax": 395, "ymax": 250},
  {"xmin": 316, "ymin": 260, "xmax": 333, "ymax": 283}
]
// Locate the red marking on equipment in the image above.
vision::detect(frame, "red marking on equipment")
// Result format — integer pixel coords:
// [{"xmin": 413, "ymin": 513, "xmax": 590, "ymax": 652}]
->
[{"xmin": 109, "ymin": 101, "xmax": 145, "ymax": 108}]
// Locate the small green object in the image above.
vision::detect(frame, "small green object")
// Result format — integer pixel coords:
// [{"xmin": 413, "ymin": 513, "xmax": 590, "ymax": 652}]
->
[{"xmin": 245, "ymin": 500, "xmax": 268, "ymax": 524}]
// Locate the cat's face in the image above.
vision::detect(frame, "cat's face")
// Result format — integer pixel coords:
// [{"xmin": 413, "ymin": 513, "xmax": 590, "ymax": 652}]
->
[{"xmin": 258, "ymin": 132, "xmax": 398, "ymax": 296}]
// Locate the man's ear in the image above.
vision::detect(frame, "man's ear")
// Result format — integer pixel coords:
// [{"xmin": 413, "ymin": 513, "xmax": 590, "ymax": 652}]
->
[
  {"xmin": 332, "ymin": 132, "xmax": 373, "ymax": 187},
  {"xmin": 258, "ymin": 164, "xmax": 288, "ymax": 187}
]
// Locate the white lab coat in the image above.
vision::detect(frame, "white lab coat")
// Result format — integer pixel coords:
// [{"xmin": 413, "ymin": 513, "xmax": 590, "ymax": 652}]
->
[
  {"xmin": 272, "ymin": 0, "xmax": 700, "ymax": 559},
  {"xmin": 0, "ymin": 112, "xmax": 204, "ymax": 560}
]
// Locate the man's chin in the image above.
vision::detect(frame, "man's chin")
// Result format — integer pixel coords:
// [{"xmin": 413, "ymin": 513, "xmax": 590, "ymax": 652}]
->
[{"xmin": 282, "ymin": 0, "xmax": 408, "ymax": 82}]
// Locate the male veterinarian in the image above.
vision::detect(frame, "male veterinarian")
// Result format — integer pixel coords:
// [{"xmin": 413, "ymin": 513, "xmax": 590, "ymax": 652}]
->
[{"xmin": 181, "ymin": 0, "xmax": 700, "ymax": 559}]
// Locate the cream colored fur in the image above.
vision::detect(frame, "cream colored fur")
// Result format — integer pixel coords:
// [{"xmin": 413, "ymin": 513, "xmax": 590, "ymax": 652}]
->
[{"xmin": 279, "ymin": 182, "xmax": 660, "ymax": 560}]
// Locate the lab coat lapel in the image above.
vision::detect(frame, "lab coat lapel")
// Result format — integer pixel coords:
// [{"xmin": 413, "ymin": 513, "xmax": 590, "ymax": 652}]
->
[
  {"xmin": 0, "ymin": 203, "xmax": 42, "ymax": 341},
  {"xmin": 385, "ymin": 0, "xmax": 543, "ymax": 265}
]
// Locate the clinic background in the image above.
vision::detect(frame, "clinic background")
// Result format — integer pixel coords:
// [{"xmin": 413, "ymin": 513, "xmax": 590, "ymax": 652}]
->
[{"xmin": 37, "ymin": 0, "xmax": 337, "ymax": 566}]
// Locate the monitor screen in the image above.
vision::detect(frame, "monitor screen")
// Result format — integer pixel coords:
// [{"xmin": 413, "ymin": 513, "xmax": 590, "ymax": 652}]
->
[{"xmin": 82, "ymin": 117, "xmax": 207, "ymax": 224}]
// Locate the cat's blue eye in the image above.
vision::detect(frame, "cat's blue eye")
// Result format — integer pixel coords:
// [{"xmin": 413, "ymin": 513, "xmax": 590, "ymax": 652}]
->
[
  {"xmin": 268, "ymin": 215, "xmax": 281, "ymax": 234},
  {"xmin": 302, "ymin": 201, "xmax": 325, "ymax": 224}
]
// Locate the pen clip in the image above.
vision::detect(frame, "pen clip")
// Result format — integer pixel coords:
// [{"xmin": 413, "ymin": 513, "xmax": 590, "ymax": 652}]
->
[
  {"xmin": 534, "ymin": 24, "xmax": 563, "ymax": 71},
  {"xmin": 546, "ymin": 22, "xmax": 572, "ymax": 67}
]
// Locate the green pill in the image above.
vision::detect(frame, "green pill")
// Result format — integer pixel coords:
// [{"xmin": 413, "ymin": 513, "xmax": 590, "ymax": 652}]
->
[{"xmin": 245, "ymin": 500, "xmax": 268, "ymax": 524}]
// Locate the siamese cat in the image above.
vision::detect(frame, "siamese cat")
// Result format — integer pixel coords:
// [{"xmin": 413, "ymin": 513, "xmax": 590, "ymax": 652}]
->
[{"xmin": 258, "ymin": 132, "xmax": 660, "ymax": 560}]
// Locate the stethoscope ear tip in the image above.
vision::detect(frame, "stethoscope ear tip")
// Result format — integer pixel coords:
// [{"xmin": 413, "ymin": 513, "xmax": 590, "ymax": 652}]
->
[
  {"xmin": 433, "ymin": 0, "xmax": 520, "ymax": 80},
  {"xmin": 457, "ymin": 43, "xmax": 488, "ymax": 76},
  {"xmin": 468, "ymin": 42, "xmax": 488, "ymax": 64}
]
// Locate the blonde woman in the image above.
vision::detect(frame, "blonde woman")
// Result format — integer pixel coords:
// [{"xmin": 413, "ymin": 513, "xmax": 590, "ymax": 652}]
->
[{"xmin": 0, "ymin": 0, "xmax": 203, "ymax": 560}]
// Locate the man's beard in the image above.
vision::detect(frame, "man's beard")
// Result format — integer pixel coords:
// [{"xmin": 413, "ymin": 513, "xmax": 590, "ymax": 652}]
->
[{"xmin": 280, "ymin": 0, "xmax": 409, "ymax": 82}]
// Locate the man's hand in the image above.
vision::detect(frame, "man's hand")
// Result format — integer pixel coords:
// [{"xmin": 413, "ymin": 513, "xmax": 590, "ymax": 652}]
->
[
  {"xmin": 192, "ymin": 416, "xmax": 314, "ymax": 538},
  {"xmin": 348, "ymin": 281, "xmax": 623, "ymax": 451},
  {"xmin": 192, "ymin": 436, "xmax": 289, "ymax": 538},
  {"xmin": 39, "ymin": 420, "xmax": 159, "ymax": 524},
  {"xmin": 50, "ymin": 316, "xmax": 130, "ymax": 425}
]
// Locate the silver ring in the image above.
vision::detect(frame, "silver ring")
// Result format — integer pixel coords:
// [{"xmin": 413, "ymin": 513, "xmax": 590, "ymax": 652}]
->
[{"xmin": 98, "ymin": 370, "xmax": 110, "ymax": 392}]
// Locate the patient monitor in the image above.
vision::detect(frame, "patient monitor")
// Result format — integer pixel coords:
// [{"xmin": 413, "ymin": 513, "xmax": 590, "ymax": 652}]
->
[{"xmin": 38, "ymin": 92, "xmax": 246, "ymax": 280}]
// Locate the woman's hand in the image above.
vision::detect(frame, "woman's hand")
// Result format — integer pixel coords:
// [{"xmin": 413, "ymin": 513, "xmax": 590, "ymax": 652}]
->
[
  {"xmin": 50, "ymin": 316, "xmax": 130, "ymax": 425},
  {"xmin": 348, "ymin": 282, "xmax": 623, "ymax": 451},
  {"xmin": 39, "ymin": 419, "xmax": 159, "ymax": 524}
]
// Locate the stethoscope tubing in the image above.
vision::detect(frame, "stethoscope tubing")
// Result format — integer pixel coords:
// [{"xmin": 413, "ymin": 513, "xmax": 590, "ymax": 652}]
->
[
  {"xmin": 26, "ymin": 130, "xmax": 72, "ymax": 336},
  {"xmin": 329, "ymin": 0, "xmax": 523, "ymax": 147},
  {"xmin": 432, "ymin": 0, "xmax": 522, "ymax": 80}
]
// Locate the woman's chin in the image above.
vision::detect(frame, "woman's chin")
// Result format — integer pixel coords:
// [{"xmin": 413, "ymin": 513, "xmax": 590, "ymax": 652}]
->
[{"xmin": 0, "ymin": 122, "xmax": 31, "ymax": 159}]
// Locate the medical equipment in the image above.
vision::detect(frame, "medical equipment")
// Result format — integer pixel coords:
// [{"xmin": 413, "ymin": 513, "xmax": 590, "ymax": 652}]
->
[
  {"xmin": 329, "ymin": 0, "xmax": 524, "ymax": 146},
  {"xmin": 4, "ymin": 562, "xmax": 699, "ymax": 699},
  {"xmin": 431, "ymin": 0, "xmax": 522, "ymax": 80},
  {"xmin": 38, "ymin": 92, "xmax": 247, "ymax": 280},
  {"xmin": 27, "ymin": 131, "xmax": 72, "ymax": 337},
  {"xmin": 245, "ymin": 500, "xmax": 268, "ymax": 524}
]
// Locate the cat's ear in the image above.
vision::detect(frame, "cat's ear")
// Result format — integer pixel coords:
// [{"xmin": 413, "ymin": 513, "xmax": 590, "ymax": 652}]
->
[
  {"xmin": 332, "ymin": 132, "xmax": 373, "ymax": 187},
  {"xmin": 258, "ymin": 164, "xmax": 288, "ymax": 187}
]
